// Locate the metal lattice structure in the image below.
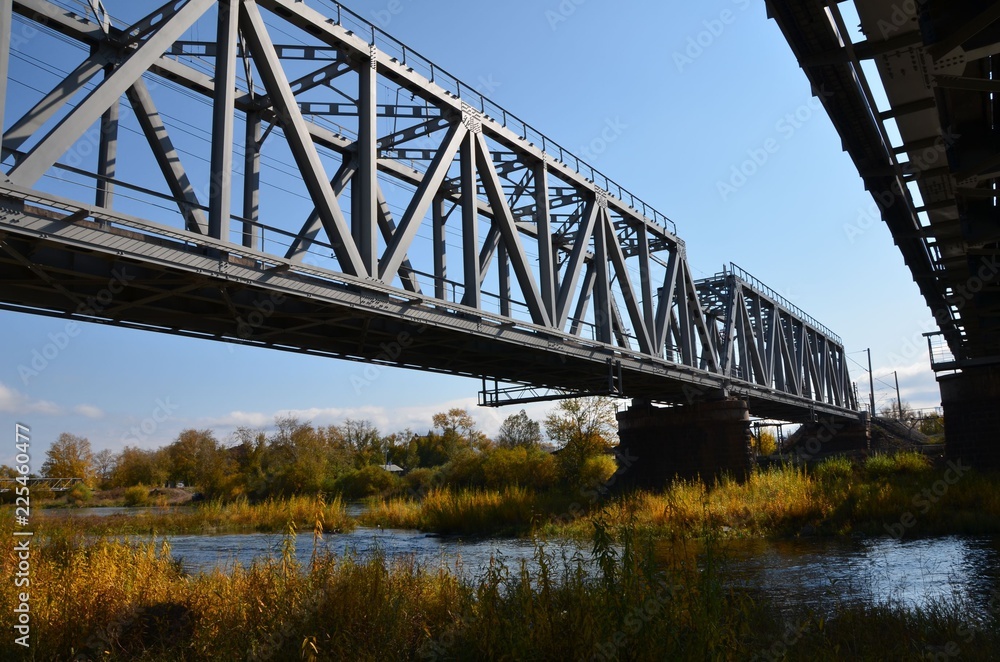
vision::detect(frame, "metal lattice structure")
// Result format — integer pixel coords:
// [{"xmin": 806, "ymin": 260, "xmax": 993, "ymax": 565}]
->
[
  {"xmin": 0, "ymin": 0, "xmax": 857, "ymax": 422},
  {"xmin": 0, "ymin": 476, "xmax": 81, "ymax": 491},
  {"xmin": 768, "ymin": 0, "xmax": 1000, "ymax": 371}
]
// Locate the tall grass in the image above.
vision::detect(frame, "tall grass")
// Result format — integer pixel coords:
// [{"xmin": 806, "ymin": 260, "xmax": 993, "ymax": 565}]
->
[
  {"xmin": 22, "ymin": 494, "xmax": 353, "ymax": 536},
  {"xmin": 360, "ymin": 486, "xmax": 548, "ymax": 535},
  {"xmin": 0, "ymin": 519, "xmax": 995, "ymax": 660}
]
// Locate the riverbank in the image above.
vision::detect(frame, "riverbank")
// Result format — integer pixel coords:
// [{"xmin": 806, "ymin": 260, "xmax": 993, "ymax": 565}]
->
[
  {"xmin": 360, "ymin": 453, "xmax": 1000, "ymax": 539},
  {"xmin": 1, "ymin": 520, "xmax": 996, "ymax": 660},
  {"xmin": 16, "ymin": 452, "xmax": 1000, "ymax": 539}
]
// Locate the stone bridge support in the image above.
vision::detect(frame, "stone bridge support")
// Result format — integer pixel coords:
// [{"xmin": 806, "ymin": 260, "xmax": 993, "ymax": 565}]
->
[
  {"xmin": 939, "ymin": 366, "xmax": 1000, "ymax": 469},
  {"xmin": 615, "ymin": 398, "xmax": 753, "ymax": 488}
]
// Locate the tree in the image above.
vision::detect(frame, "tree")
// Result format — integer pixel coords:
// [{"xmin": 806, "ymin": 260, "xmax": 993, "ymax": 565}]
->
[
  {"xmin": 544, "ymin": 397, "xmax": 618, "ymax": 449},
  {"xmin": 432, "ymin": 408, "xmax": 488, "ymax": 453},
  {"xmin": 93, "ymin": 449, "xmax": 117, "ymax": 486},
  {"xmin": 109, "ymin": 446, "xmax": 167, "ymax": 488},
  {"xmin": 544, "ymin": 397, "xmax": 619, "ymax": 490},
  {"xmin": 41, "ymin": 433, "xmax": 96, "ymax": 486},
  {"xmin": 496, "ymin": 410, "xmax": 543, "ymax": 450}
]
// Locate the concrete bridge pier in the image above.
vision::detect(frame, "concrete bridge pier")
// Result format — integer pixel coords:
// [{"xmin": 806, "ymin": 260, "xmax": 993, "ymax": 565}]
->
[
  {"xmin": 939, "ymin": 366, "xmax": 1000, "ymax": 469},
  {"xmin": 615, "ymin": 398, "xmax": 753, "ymax": 488}
]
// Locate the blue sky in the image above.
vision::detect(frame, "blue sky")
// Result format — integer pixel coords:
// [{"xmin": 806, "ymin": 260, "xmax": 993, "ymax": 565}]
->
[{"xmin": 0, "ymin": 0, "xmax": 940, "ymax": 465}]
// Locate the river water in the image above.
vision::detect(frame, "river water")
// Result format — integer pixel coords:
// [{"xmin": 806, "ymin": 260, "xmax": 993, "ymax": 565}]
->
[{"xmin": 39, "ymin": 508, "xmax": 1000, "ymax": 616}]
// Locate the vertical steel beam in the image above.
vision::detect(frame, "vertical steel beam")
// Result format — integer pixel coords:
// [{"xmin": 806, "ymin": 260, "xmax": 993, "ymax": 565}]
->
[
  {"xmin": 94, "ymin": 61, "xmax": 118, "ymax": 208},
  {"xmin": 498, "ymin": 241, "xmax": 510, "ymax": 317},
  {"xmin": 569, "ymin": 262, "xmax": 596, "ymax": 337},
  {"xmin": 638, "ymin": 224, "xmax": 655, "ymax": 335},
  {"xmin": 8, "ymin": 0, "xmax": 216, "ymax": 186},
  {"xmin": 243, "ymin": 111, "xmax": 261, "ymax": 249},
  {"xmin": 356, "ymin": 45, "xmax": 378, "ymax": 274},
  {"xmin": 534, "ymin": 161, "xmax": 557, "ymax": 321},
  {"xmin": 433, "ymin": 195, "xmax": 447, "ymax": 300},
  {"xmin": 209, "ymin": 0, "xmax": 239, "ymax": 242},
  {"xmin": 460, "ymin": 130, "xmax": 480, "ymax": 308},
  {"xmin": 0, "ymin": 0, "xmax": 11, "ymax": 165},
  {"xmin": 592, "ymin": 208, "xmax": 613, "ymax": 344}
]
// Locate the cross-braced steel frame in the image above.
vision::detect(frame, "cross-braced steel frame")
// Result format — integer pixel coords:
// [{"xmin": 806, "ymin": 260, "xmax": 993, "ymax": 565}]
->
[{"xmin": 0, "ymin": 0, "xmax": 858, "ymax": 422}]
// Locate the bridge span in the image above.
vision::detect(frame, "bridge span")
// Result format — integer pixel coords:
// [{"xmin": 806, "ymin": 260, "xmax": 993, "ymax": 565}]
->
[
  {"xmin": 0, "ymin": 0, "xmax": 859, "ymax": 474},
  {"xmin": 769, "ymin": 0, "xmax": 1000, "ymax": 466}
]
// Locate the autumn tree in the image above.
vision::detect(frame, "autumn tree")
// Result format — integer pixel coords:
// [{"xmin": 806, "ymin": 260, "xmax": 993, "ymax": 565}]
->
[
  {"xmin": 109, "ymin": 446, "xmax": 167, "ymax": 488},
  {"xmin": 496, "ymin": 410, "xmax": 543, "ymax": 450},
  {"xmin": 41, "ymin": 433, "xmax": 96, "ymax": 486},
  {"xmin": 93, "ymin": 449, "xmax": 117, "ymax": 487},
  {"xmin": 544, "ymin": 397, "xmax": 619, "ymax": 490}
]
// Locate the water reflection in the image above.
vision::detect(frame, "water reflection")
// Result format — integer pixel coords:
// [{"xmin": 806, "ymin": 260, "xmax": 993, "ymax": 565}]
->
[
  {"xmin": 164, "ymin": 528, "xmax": 592, "ymax": 581},
  {"xmin": 722, "ymin": 535, "xmax": 1000, "ymax": 615}
]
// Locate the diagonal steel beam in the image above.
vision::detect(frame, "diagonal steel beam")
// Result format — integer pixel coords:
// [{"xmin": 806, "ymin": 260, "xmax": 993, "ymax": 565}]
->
[
  {"xmin": 286, "ymin": 159, "xmax": 355, "ymax": 262},
  {"xmin": 603, "ymin": 213, "xmax": 653, "ymax": 353},
  {"xmin": 474, "ymin": 132, "xmax": 550, "ymax": 327},
  {"xmin": 654, "ymin": 247, "xmax": 680, "ymax": 354},
  {"xmin": 240, "ymin": 0, "xmax": 366, "ymax": 276},
  {"xmin": 556, "ymin": 198, "xmax": 598, "ymax": 328},
  {"xmin": 7, "ymin": 0, "xmax": 215, "ymax": 186},
  {"xmin": 376, "ymin": 188, "xmax": 421, "ymax": 294},
  {"xmin": 125, "ymin": 79, "xmax": 208, "ymax": 235},
  {"xmin": 380, "ymin": 121, "xmax": 466, "ymax": 283},
  {"xmin": 1, "ymin": 46, "xmax": 113, "ymax": 161}
]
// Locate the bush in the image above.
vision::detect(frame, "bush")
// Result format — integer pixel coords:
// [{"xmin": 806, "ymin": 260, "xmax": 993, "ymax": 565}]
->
[
  {"xmin": 334, "ymin": 466, "xmax": 402, "ymax": 500},
  {"xmin": 482, "ymin": 447, "xmax": 558, "ymax": 490},
  {"xmin": 864, "ymin": 451, "xmax": 931, "ymax": 478},
  {"xmin": 123, "ymin": 485, "xmax": 150, "ymax": 507},
  {"xmin": 66, "ymin": 482, "xmax": 93, "ymax": 506},
  {"xmin": 577, "ymin": 454, "xmax": 618, "ymax": 493},
  {"xmin": 403, "ymin": 467, "xmax": 439, "ymax": 496},
  {"xmin": 814, "ymin": 456, "xmax": 854, "ymax": 481}
]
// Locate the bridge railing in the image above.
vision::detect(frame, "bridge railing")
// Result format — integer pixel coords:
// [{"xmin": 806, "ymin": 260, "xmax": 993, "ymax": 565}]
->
[{"xmin": 323, "ymin": 0, "xmax": 677, "ymax": 236}]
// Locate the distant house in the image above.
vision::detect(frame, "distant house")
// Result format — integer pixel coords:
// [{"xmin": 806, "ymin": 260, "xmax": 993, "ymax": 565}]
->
[{"xmin": 379, "ymin": 463, "xmax": 404, "ymax": 474}]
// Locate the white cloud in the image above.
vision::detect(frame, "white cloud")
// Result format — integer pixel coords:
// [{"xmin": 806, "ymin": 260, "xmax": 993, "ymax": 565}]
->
[
  {"xmin": 73, "ymin": 404, "xmax": 104, "ymax": 419},
  {"xmin": 0, "ymin": 381, "xmax": 61, "ymax": 415}
]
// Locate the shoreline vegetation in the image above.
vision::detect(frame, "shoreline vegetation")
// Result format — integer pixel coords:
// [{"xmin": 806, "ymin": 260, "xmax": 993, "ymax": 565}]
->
[
  {"xmin": 3, "ymin": 451, "xmax": 999, "ymax": 658},
  {"xmin": 12, "ymin": 452, "xmax": 1000, "ymax": 539},
  {"xmin": 1, "ymin": 511, "xmax": 997, "ymax": 660}
]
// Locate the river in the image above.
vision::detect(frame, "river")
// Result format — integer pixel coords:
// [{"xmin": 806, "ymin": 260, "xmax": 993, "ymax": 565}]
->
[{"xmin": 39, "ymin": 508, "xmax": 1000, "ymax": 616}]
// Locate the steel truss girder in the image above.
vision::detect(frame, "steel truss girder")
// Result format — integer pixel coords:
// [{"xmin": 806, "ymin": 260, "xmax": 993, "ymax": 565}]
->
[
  {"xmin": 696, "ymin": 271, "xmax": 857, "ymax": 411},
  {"xmin": 0, "ymin": 0, "xmax": 857, "ymax": 420}
]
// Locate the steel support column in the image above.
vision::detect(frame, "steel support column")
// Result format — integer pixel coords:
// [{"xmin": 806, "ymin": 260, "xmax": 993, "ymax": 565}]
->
[{"xmin": 209, "ymin": 0, "xmax": 239, "ymax": 242}]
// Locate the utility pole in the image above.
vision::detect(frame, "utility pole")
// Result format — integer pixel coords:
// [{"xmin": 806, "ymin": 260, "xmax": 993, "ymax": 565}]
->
[
  {"xmin": 894, "ymin": 371, "xmax": 903, "ymax": 419},
  {"xmin": 867, "ymin": 348, "xmax": 876, "ymax": 416}
]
